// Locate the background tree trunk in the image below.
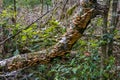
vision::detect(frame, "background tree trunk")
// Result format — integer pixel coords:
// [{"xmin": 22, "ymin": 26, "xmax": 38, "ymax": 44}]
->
[
  {"xmin": 100, "ymin": 0, "xmax": 111, "ymax": 79},
  {"xmin": 108, "ymin": 0, "xmax": 119, "ymax": 56}
]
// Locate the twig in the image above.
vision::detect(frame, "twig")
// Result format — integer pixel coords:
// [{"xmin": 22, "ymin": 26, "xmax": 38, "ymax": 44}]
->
[{"xmin": 62, "ymin": 0, "xmax": 69, "ymax": 11}]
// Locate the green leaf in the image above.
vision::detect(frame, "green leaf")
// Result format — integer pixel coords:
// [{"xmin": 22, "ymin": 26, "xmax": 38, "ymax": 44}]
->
[
  {"xmin": 91, "ymin": 43, "xmax": 98, "ymax": 48},
  {"xmin": 13, "ymin": 49, "xmax": 20, "ymax": 56},
  {"xmin": 72, "ymin": 67, "xmax": 78, "ymax": 74},
  {"xmin": 70, "ymin": 58, "xmax": 75, "ymax": 66},
  {"xmin": 22, "ymin": 35, "xmax": 27, "ymax": 41},
  {"xmin": 103, "ymin": 72, "xmax": 109, "ymax": 78}
]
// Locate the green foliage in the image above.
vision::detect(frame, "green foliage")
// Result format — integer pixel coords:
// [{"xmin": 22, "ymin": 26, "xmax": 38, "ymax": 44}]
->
[
  {"xmin": 43, "ymin": 0, "xmax": 52, "ymax": 5},
  {"xmin": 3, "ymin": 0, "xmax": 14, "ymax": 7},
  {"xmin": 51, "ymin": 54, "xmax": 114, "ymax": 79},
  {"xmin": 96, "ymin": 17, "xmax": 103, "ymax": 27},
  {"xmin": 0, "ymin": 5, "xmax": 65, "ymax": 55},
  {"xmin": 0, "ymin": 7, "xmax": 39, "ymax": 54},
  {"xmin": 0, "ymin": 0, "xmax": 119, "ymax": 80},
  {"xmin": 23, "ymin": 51, "xmax": 115, "ymax": 80},
  {"xmin": 3, "ymin": 0, "xmax": 52, "ymax": 8},
  {"xmin": 38, "ymin": 19, "xmax": 65, "ymax": 48}
]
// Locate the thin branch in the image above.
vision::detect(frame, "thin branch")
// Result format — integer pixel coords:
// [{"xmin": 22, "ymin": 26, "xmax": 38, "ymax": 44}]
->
[{"xmin": 62, "ymin": 0, "xmax": 69, "ymax": 11}]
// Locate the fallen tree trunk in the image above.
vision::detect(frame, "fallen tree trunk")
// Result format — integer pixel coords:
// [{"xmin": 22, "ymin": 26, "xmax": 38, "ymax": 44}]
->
[{"xmin": 0, "ymin": 0, "xmax": 106, "ymax": 72}]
